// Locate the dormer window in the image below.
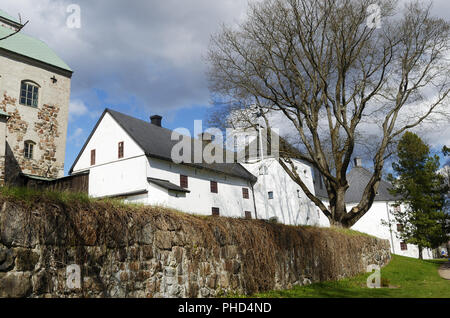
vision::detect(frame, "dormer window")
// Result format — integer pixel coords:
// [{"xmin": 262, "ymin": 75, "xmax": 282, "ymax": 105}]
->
[
  {"xmin": 20, "ymin": 81, "xmax": 39, "ymax": 107},
  {"xmin": 24, "ymin": 141, "xmax": 35, "ymax": 159}
]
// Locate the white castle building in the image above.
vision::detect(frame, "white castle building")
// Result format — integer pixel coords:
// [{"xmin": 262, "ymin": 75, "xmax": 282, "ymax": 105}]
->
[
  {"xmin": 71, "ymin": 110, "xmax": 436, "ymax": 259},
  {"xmin": 70, "ymin": 109, "xmax": 256, "ymax": 218}
]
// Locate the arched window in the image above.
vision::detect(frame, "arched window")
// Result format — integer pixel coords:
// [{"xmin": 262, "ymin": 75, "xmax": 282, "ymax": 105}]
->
[
  {"xmin": 24, "ymin": 140, "xmax": 36, "ymax": 159},
  {"xmin": 20, "ymin": 80, "xmax": 40, "ymax": 107}
]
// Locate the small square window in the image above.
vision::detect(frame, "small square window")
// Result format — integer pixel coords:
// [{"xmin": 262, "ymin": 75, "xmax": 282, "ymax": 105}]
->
[
  {"xmin": 397, "ymin": 224, "xmax": 403, "ymax": 232},
  {"xmin": 268, "ymin": 191, "xmax": 274, "ymax": 200},
  {"xmin": 118, "ymin": 141, "xmax": 124, "ymax": 159},
  {"xmin": 180, "ymin": 175, "xmax": 188, "ymax": 188},
  {"xmin": 400, "ymin": 242, "xmax": 408, "ymax": 251},
  {"xmin": 242, "ymin": 188, "xmax": 249, "ymax": 199},
  {"xmin": 259, "ymin": 165, "xmax": 268, "ymax": 175},
  {"xmin": 90, "ymin": 149, "xmax": 96, "ymax": 166},
  {"xmin": 245, "ymin": 211, "xmax": 252, "ymax": 219},
  {"xmin": 210, "ymin": 181, "xmax": 218, "ymax": 193},
  {"xmin": 212, "ymin": 207, "xmax": 220, "ymax": 216}
]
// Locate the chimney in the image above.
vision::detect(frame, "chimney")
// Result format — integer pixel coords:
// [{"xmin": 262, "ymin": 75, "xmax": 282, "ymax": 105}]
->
[
  {"xmin": 354, "ymin": 157, "xmax": 362, "ymax": 167},
  {"xmin": 150, "ymin": 115, "xmax": 162, "ymax": 127}
]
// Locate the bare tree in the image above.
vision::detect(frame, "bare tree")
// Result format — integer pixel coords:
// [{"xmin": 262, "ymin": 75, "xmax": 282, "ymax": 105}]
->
[{"xmin": 207, "ymin": 0, "xmax": 450, "ymax": 227}]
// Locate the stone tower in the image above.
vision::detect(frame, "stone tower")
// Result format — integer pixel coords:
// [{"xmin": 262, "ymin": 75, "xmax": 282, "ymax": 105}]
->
[{"xmin": 0, "ymin": 10, "xmax": 72, "ymax": 185}]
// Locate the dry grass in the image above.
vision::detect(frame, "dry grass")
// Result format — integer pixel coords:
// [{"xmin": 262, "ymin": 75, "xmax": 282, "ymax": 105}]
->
[{"xmin": 0, "ymin": 186, "xmax": 387, "ymax": 296}]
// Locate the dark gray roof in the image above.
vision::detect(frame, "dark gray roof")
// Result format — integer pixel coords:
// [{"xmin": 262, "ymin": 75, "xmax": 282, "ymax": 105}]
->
[
  {"xmin": 241, "ymin": 128, "xmax": 306, "ymax": 161},
  {"xmin": 345, "ymin": 167, "xmax": 398, "ymax": 203},
  {"xmin": 147, "ymin": 177, "xmax": 190, "ymax": 193},
  {"xmin": 313, "ymin": 166, "xmax": 399, "ymax": 203},
  {"xmin": 70, "ymin": 109, "xmax": 256, "ymax": 183}
]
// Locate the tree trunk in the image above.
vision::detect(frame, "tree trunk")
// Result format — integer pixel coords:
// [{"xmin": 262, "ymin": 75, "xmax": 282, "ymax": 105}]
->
[
  {"xmin": 418, "ymin": 246, "xmax": 423, "ymax": 260},
  {"xmin": 332, "ymin": 187, "xmax": 351, "ymax": 228}
]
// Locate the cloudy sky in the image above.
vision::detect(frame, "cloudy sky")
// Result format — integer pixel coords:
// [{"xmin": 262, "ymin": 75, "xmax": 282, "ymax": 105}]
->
[{"xmin": 1, "ymin": 0, "xmax": 449, "ymax": 174}]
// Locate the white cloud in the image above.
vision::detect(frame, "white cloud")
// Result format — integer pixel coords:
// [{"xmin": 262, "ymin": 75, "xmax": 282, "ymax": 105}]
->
[
  {"xmin": 72, "ymin": 127, "xmax": 83, "ymax": 138},
  {"xmin": 69, "ymin": 99, "xmax": 88, "ymax": 120},
  {"xmin": 67, "ymin": 127, "xmax": 84, "ymax": 146}
]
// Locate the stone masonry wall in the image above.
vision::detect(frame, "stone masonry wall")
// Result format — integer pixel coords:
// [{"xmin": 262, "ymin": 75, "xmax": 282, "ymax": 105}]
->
[
  {"xmin": 0, "ymin": 53, "xmax": 71, "ymax": 181},
  {"xmin": 0, "ymin": 197, "xmax": 391, "ymax": 298}
]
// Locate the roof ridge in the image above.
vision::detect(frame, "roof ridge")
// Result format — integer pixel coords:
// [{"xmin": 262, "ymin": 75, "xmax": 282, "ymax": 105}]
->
[
  {"xmin": 70, "ymin": 108, "xmax": 257, "ymax": 182},
  {"xmin": 0, "ymin": 24, "xmax": 72, "ymax": 73},
  {"xmin": 0, "ymin": 9, "xmax": 20, "ymax": 24},
  {"xmin": 107, "ymin": 108, "xmax": 239, "ymax": 157}
]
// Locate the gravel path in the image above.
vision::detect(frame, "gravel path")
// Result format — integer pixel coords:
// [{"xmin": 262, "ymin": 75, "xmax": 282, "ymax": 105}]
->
[{"xmin": 438, "ymin": 261, "xmax": 450, "ymax": 280}]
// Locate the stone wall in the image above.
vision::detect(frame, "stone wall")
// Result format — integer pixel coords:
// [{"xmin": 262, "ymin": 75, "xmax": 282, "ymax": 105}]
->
[
  {"xmin": 0, "ymin": 197, "xmax": 391, "ymax": 298},
  {"xmin": 0, "ymin": 50, "xmax": 71, "ymax": 181}
]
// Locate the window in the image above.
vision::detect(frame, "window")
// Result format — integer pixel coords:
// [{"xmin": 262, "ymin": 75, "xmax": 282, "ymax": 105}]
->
[
  {"xmin": 394, "ymin": 206, "xmax": 401, "ymax": 213},
  {"xmin": 400, "ymin": 242, "xmax": 408, "ymax": 251},
  {"xmin": 268, "ymin": 191, "xmax": 274, "ymax": 200},
  {"xmin": 259, "ymin": 165, "xmax": 268, "ymax": 175},
  {"xmin": 210, "ymin": 181, "xmax": 218, "ymax": 193},
  {"xmin": 118, "ymin": 141, "xmax": 124, "ymax": 159},
  {"xmin": 20, "ymin": 81, "xmax": 39, "ymax": 107},
  {"xmin": 24, "ymin": 141, "xmax": 35, "ymax": 159},
  {"xmin": 180, "ymin": 175, "xmax": 188, "ymax": 188},
  {"xmin": 212, "ymin": 207, "xmax": 220, "ymax": 216},
  {"xmin": 242, "ymin": 188, "xmax": 249, "ymax": 199},
  {"xmin": 397, "ymin": 224, "xmax": 404, "ymax": 232},
  {"xmin": 245, "ymin": 211, "xmax": 252, "ymax": 219},
  {"xmin": 90, "ymin": 149, "xmax": 96, "ymax": 166}
]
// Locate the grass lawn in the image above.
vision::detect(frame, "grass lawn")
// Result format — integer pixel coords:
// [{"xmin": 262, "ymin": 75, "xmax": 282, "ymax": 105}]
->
[{"xmin": 251, "ymin": 255, "xmax": 450, "ymax": 298}]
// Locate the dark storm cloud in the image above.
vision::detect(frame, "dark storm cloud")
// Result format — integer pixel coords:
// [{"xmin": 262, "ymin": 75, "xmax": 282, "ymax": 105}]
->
[{"xmin": 2, "ymin": 0, "xmax": 250, "ymax": 113}]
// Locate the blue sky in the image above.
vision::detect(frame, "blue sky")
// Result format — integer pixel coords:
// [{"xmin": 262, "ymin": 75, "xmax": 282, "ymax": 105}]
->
[
  {"xmin": 1, "ymin": 0, "xmax": 449, "ymax": 175},
  {"xmin": 66, "ymin": 90, "xmax": 211, "ymax": 174}
]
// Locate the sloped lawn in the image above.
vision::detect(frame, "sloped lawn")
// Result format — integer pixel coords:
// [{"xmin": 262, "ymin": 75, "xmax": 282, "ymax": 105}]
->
[{"xmin": 252, "ymin": 255, "xmax": 450, "ymax": 298}]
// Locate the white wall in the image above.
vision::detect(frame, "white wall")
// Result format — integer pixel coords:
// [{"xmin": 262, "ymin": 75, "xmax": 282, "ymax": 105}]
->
[
  {"xmin": 72, "ymin": 112, "xmax": 149, "ymax": 198},
  {"xmin": 146, "ymin": 157, "xmax": 255, "ymax": 218},
  {"xmin": 88, "ymin": 156, "xmax": 148, "ymax": 198},
  {"xmin": 72, "ymin": 112, "xmax": 145, "ymax": 172},
  {"xmin": 72, "ymin": 112, "xmax": 256, "ymax": 218},
  {"xmin": 243, "ymin": 158, "xmax": 329, "ymax": 226},
  {"xmin": 350, "ymin": 201, "xmax": 434, "ymax": 259}
]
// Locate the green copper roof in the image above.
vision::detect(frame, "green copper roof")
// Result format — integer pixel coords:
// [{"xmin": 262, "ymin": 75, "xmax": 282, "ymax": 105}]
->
[
  {"xmin": 0, "ymin": 24, "xmax": 72, "ymax": 72},
  {"xmin": 0, "ymin": 9, "xmax": 19, "ymax": 23}
]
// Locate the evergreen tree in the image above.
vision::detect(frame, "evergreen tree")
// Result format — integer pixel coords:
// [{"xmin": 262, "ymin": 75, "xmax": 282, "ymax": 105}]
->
[{"xmin": 388, "ymin": 132, "xmax": 449, "ymax": 259}]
